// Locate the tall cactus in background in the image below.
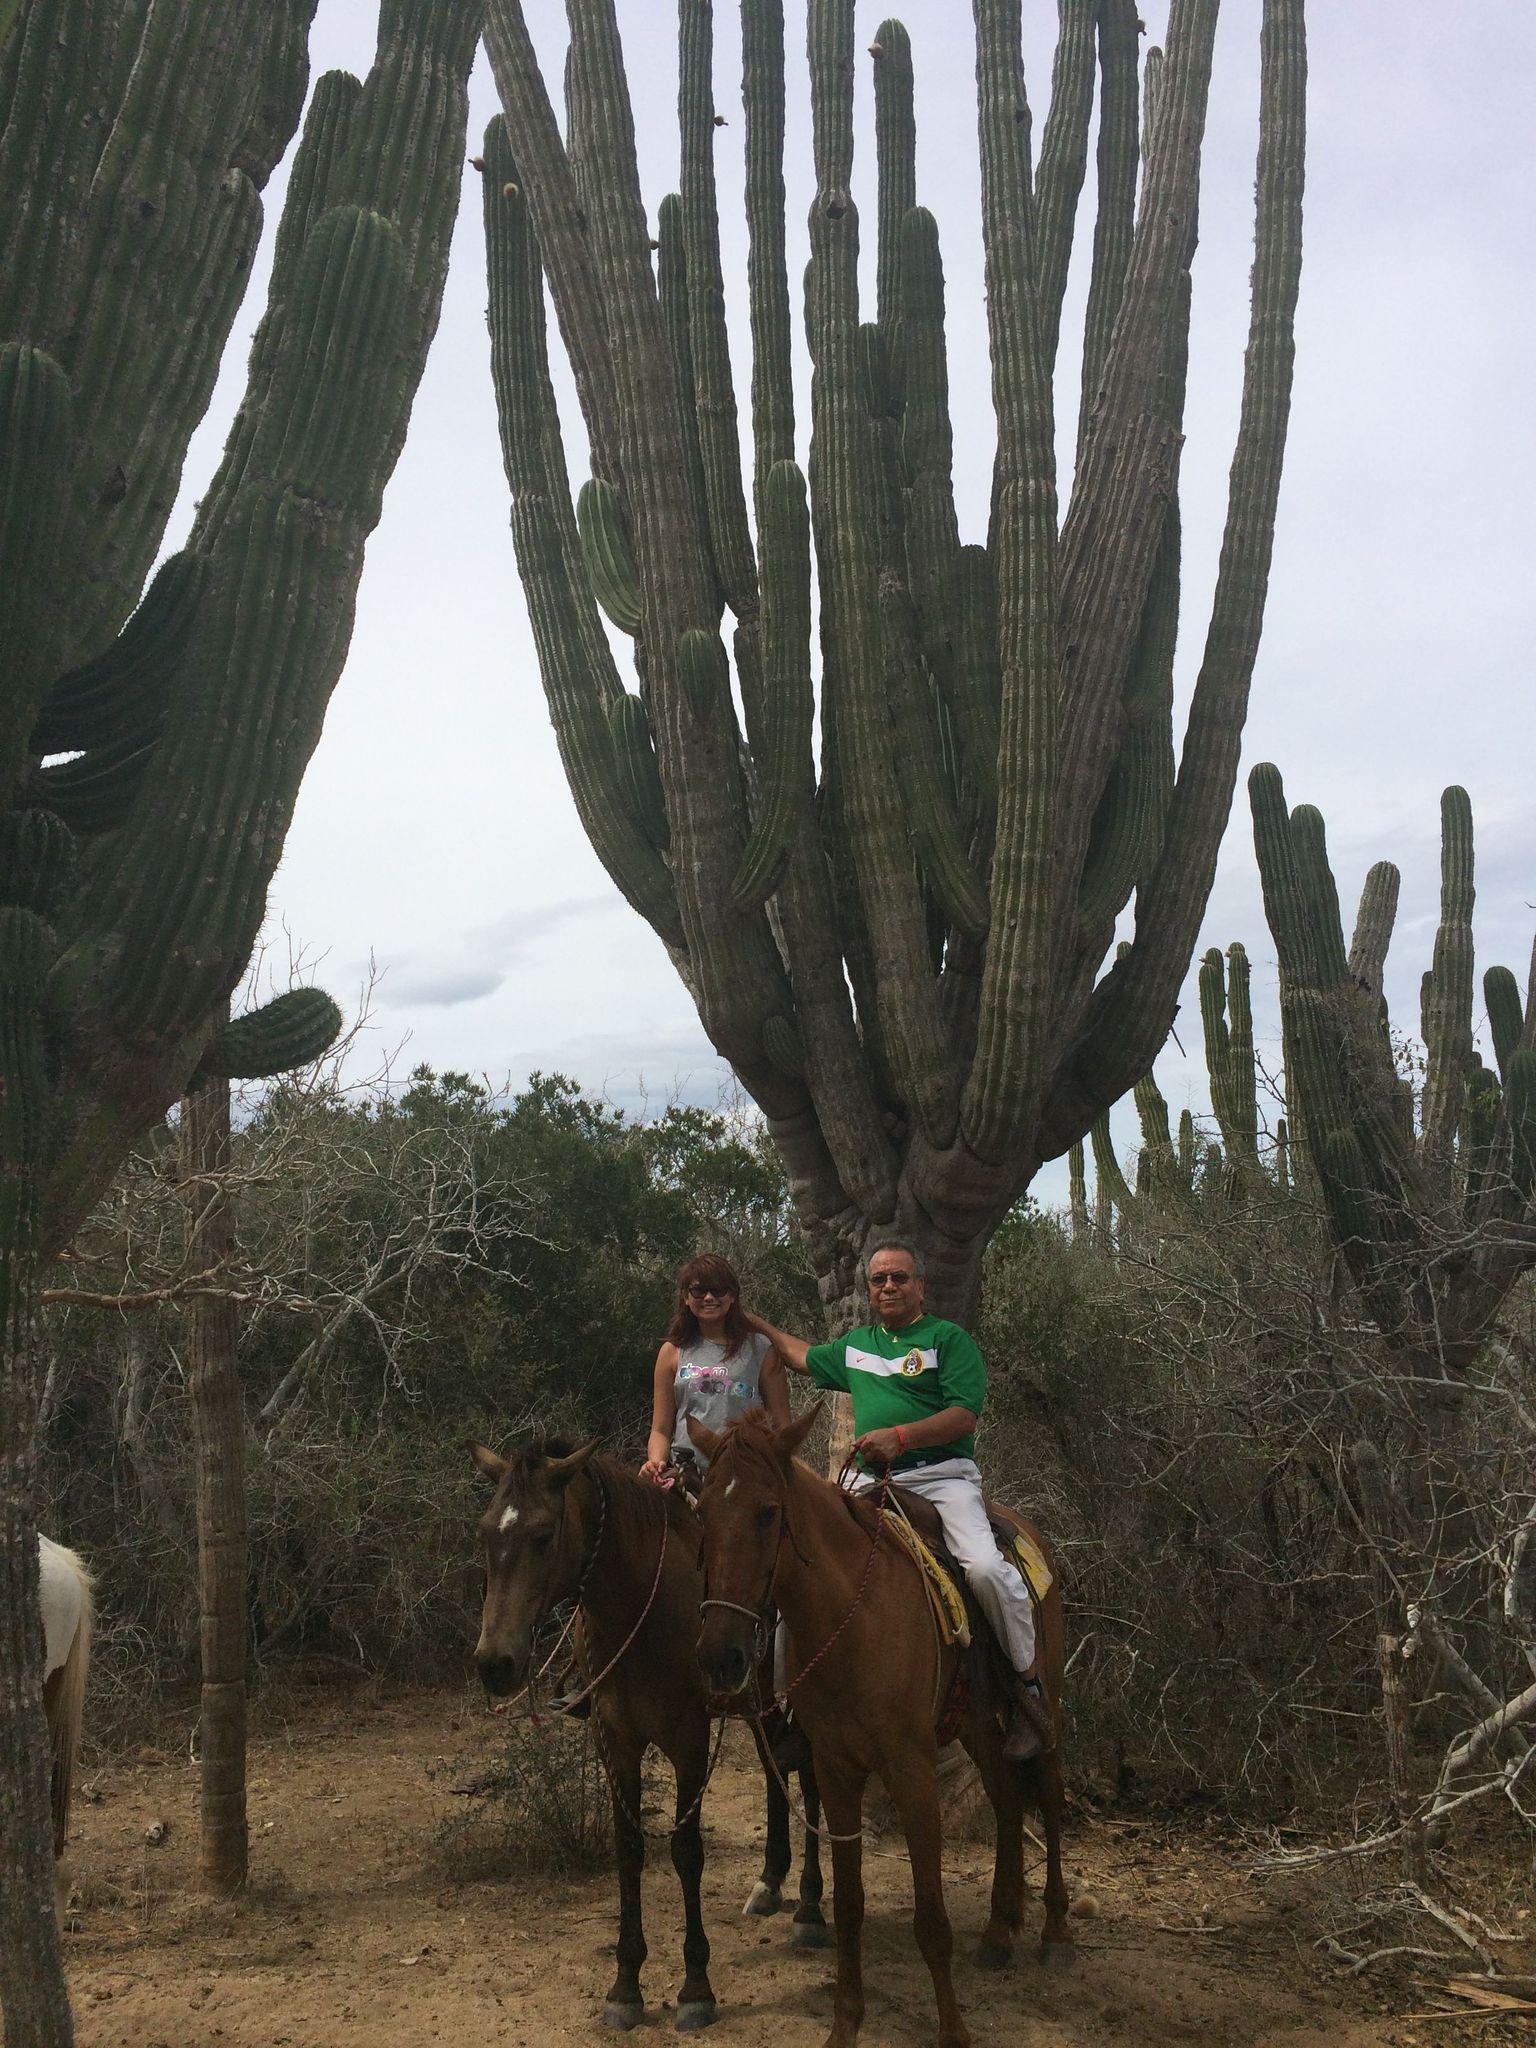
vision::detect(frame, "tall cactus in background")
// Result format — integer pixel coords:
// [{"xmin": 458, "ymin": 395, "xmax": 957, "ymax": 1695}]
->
[
  {"xmin": 1248, "ymin": 767, "xmax": 1536, "ymax": 1402},
  {"xmin": 0, "ymin": 5, "xmax": 477, "ymax": 2036},
  {"xmin": 481, "ymin": 0, "xmax": 1305, "ymax": 1325}
]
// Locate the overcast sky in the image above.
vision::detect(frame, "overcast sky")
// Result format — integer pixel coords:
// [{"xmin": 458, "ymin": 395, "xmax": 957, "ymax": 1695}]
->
[{"xmin": 181, "ymin": 2, "xmax": 1535, "ymax": 1209}]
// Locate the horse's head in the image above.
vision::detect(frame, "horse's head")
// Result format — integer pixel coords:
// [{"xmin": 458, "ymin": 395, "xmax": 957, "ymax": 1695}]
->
[
  {"xmin": 690, "ymin": 1404, "xmax": 820, "ymax": 1697},
  {"xmin": 469, "ymin": 1436, "xmax": 602, "ymax": 1697}
]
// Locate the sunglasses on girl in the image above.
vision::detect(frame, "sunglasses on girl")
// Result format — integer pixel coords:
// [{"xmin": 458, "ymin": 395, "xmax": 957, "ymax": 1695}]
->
[{"xmin": 686, "ymin": 1285, "xmax": 734, "ymax": 1301}]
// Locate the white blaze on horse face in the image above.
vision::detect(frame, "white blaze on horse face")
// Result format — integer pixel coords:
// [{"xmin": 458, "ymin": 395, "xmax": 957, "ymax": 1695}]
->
[
  {"xmin": 498, "ymin": 1505, "xmax": 520, "ymax": 1533},
  {"xmin": 724, "ymin": 1478, "xmax": 737, "ymax": 1498}
]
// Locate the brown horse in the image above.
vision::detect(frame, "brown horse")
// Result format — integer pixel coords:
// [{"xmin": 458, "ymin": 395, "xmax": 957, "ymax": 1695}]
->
[
  {"xmin": 470, "ymin": 1438, "xmax": 828, "ymax": 2032},
  {"xmin": 690, "ymin": 1407, "xmax": 1071, "ymax": 2048}
]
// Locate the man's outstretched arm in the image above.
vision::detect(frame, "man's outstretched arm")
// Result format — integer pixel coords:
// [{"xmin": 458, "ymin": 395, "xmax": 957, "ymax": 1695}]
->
[{"xmin": 743, "ymin": 1310, "xmax": 812, "ymax": 1374}]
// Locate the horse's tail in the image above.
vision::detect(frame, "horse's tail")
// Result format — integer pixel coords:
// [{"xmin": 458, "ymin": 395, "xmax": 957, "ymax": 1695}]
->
[{"xmin": 48, "ymin": 1556, "xmax": 92, "ymax": 1859}]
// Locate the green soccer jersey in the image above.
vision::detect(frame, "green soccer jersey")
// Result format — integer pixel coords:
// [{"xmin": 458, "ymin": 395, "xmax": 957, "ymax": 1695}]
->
[{"xmin": 805, "ymin": 1313, "xmax": 986, "ymax": 1470}]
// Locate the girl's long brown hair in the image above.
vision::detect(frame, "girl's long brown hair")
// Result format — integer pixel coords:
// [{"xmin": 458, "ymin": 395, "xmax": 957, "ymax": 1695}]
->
[{"xmin": 664, "ymin": 1252, "xmax": 752, "ymax": 1356}]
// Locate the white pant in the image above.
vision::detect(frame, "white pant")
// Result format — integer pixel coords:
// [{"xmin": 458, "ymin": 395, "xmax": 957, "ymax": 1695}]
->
[{"xmin": 852, "ymin": 1458, "xmax": 1036, "ymax": 1675}]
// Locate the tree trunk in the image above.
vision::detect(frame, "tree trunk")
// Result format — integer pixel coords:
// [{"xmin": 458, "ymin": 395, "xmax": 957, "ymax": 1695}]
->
[
  {"xmin": 0, "ymin": 1320, "xmax": 75, "ymax": 2046},
  {"xmin": 181, "ymin": 1079, "xmax": 248, "ymax": 1895}
]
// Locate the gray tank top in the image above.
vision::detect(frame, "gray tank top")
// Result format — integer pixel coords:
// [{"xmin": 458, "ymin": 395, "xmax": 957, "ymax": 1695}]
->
[{"xmin": 672, "ymin": 1332, "xmax": 772, "ymax": 1463}]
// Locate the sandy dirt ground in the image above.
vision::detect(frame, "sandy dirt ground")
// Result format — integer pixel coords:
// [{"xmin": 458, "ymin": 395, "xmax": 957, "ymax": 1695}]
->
[{"xmin": 56, "ymin": 1690, "xmax": 1526, "ymax": 2048}]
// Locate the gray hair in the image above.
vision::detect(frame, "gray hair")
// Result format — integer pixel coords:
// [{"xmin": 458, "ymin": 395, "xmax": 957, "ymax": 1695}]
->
[{"xmin": 858, "ymin": 1237, "xmax": 925, "ymax": 1289}]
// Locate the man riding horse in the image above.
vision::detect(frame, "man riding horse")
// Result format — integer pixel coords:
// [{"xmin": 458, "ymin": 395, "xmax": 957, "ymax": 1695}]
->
[{"xmin": 745, "ymin": 1237, "xmax": 1056, "ymax": 1763}]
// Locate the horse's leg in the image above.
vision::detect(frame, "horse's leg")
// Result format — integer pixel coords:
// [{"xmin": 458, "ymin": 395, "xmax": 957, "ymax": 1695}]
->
[
  {"xmin": 816, "ymin": 1761, "xmax": 868, "ymax": 2048},
  {"xmin": 962, "ymin": 1704, "xmax": 1024, "ymax": 1968},
  {"xmin": 881, "ymin": 1747, "xmax": 969, "ymax": 2048},
  {"xmin": 1030, "ymin": 1744, "xmax": 1074, "ymax": 1965},
  {"xmin": 791, "ymin": 1752, "xmax": 830, "ymax": 1949},
  {"xmin": 668, "ymin": 1723, "xmax": 718, "ymax": 2032},
  {"xmin": 744, "ymin": 1717, "xmax": 788, "ymax": 1917},
  {"xmin": 600, "ymin": 1724, "xmax": 649, "ymax": 2030}
]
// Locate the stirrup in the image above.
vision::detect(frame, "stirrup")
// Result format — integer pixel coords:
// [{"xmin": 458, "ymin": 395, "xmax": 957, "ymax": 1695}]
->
[{"xmin": 552, "ymin": 1689, "xmax": 591, "ymax": 1720}]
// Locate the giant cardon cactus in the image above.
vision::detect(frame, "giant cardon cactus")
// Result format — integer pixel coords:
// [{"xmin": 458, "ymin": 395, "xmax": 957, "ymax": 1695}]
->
[
  {"xmin": 0, "ymin": 4, "xmax": 477, "ymax": 2032},
  {"xmin": 1249, "ymin": 767, "xmax": 1536, "ymax": 1394},
  {"xmin": 480, "ymin": 0, "xmax": 1305, "ymax": 1323}
]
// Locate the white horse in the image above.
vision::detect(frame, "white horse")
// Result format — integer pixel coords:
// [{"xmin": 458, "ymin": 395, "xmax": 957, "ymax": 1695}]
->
[{"xmin": 39, "ymin": 1532, "xmax": 93, "ymax": 1912}]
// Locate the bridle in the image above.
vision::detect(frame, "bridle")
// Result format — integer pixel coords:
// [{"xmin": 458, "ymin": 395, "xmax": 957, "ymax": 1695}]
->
[
  {"xmin": 486, "ymin": 1459, "xmax": 668, "ymax": 1714},
  {"xmin": 697, "ymin": 1450, "xmax": 894, "ymax": 1708}
]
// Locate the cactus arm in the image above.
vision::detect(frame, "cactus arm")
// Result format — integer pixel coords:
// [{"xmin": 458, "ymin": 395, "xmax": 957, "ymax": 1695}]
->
[
  {"xmin": 1036, "ymin": 0, "xmax": 1306, "ymax": 1157},
  {"xmin": 1132, "ymin": 1068, "xmax": 1175, "ymax": 1192},
  {"xmin": 191, "ymin": 70, "xmax": 363, "ymax": 546},
  {"xmin": 1049, "ymin": 1, "xmax": 1215, "ymax": 939},
  {"xmin": 0, "ymin": 344, "xmax": 73, "ymax": 797},
  {"xmin": 742, "ymin": 0, "xmax": 795, "ymax": 489},
  {"xmin": 610, "ymin": 694, "xmax": 671, "ymax": 852},
  {"xmin": 1032, "ymin": 0, "xmax": 1098, "ymax": 372},
  {"xmin": 899, "ymin": 208, "xmax": 992, "ymax": 830},
  {"xmin": 480, "ymin": 123, "xmax": 681, "ymax": 943},
  {"xmin": 961, "ymin": 0, "xmax": 1060, "ymax": 1164},
  {"xmin": 1419, "ymin": 785, "xmax": 1475, "ymax": 1168},
  {"xmin": 871, "ymin": 19, "xmax": 916, "ymax": 335},
  {"xmin": 192, "ymin": 987, "xmax": 342, "ymax": 1084},
  {"xmin": 656, "ymin": 191, "xmax": 722, "ymax": 628},
  {"xmin": 1224, "ymin": 943, "xmax": 1259, "ymax": 1162},
  {"xmin": 1348, "ymin": 859, "xmax": 1400, "ymax": 999},
  {"xmin": 1177, "ymin": 1107, "xmax": 1196, "ymax": 1186},
  {"xmin": 1089, "ymin": 1107, "xmax": 1133, "ymax": 1209},
  {"xmin": 1483, "ymin": 965, "xmax": 1525, "ymax": 1081},
  {"xmin": 678, "ymin": 0, "xmax": 758, "ymax": 626},
  {"xmin": 576, "ymin": 478, "xmax": 644, "ymax": 636},
  {"xmin": 1075, "ymin": 0, "xmax": 1142, "ymax": 416},
  {"xmin": 1067, "ymin": 1137, "xmax": 1088, "ymax": 1234},
  {"xmin": 30, "ymin": 551, "xmax": 204, "ymax": 758},
  {"xmin": 480, "ymin": 0, "xmax": 624, "ymax": 487},
  {"xmin": 732, "ymin": 460, "xmax": 815, "ymax": 907}
]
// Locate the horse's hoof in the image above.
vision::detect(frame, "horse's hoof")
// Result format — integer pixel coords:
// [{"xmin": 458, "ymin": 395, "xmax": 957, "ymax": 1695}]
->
[
  {"xmin": 1039, "ymin": 1939, "xmax": 1076, "ymax": 1970},
  {"xmin": 604, "ymin": 2002, "xmax": 646, "ymax": 2030},
  {"xmin": 743, "ymin": 1880, "xmax": 783, "ymax": 1917},
  {"xmin": 791, "ymin": 1918, "xmax": 833, "ymax": 1950},
  {"xmin": 675, "ymin": 2000, "xmax": 718, "ymax": 2032},
  {"xmin": 974, "ymin": 1939, "xmax": 1011, "ymax": 1971}
]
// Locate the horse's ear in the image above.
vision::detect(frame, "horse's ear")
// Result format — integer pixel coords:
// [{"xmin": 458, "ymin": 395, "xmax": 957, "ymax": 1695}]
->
[
  {"xmin": 547, "ymin": 1436, "xmax": 603, "ymax": 1486},
  {"xmin": 470, "ymin": 1441, "xmax": 511, "ymax": 1484},
  {"xmin": 776, "ymin": 1401, "xmax": 822, "ymax": 1461},
  {"xmin": 685, "ymin": 1415, "xmax": 723, "ymax": 1463}
]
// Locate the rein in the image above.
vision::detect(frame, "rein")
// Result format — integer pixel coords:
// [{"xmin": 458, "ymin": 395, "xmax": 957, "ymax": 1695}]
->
[{"xmin": 555, "ymin": 1475, "xmax": 672, "ymax": 1713}]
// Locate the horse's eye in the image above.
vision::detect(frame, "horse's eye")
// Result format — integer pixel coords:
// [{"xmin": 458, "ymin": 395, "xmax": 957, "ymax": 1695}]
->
[{"xmin": 754, "ymin": 1504, "xmax": 778, "ymax": 1530}]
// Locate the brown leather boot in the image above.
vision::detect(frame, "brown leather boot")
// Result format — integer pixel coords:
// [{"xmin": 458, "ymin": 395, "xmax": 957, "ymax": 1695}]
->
[{"xmin": 1002, "ymin": 1675, "xmax": 1056, "ymax": 1762}]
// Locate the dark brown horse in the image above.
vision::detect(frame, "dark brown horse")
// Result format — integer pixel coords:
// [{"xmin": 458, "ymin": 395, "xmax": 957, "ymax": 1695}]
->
[
  {"xmin": 470, "ymin": 1438, "xmax": 827, "ymax": 2032},
  {"xmin": 690, "ymin": 1407, "xmax": 1071, "ymax": 2048}
]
